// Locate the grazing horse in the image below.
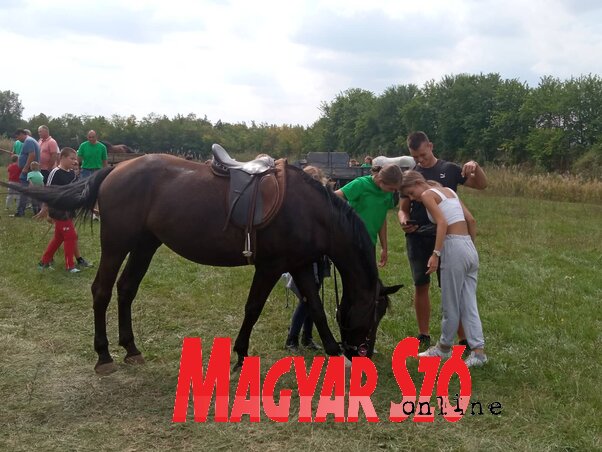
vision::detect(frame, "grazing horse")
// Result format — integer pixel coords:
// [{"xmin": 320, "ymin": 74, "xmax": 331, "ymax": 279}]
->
[
  {"xmin": 3, "ymin": 153, "xmax": 401, "ymax": 374},
  {"xmin": 100, "ymin": 140, "xmax": 134, "ymax": 153}
]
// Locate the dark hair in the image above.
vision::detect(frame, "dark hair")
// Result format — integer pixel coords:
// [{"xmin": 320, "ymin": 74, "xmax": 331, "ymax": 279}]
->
[
  {"xmin": 407, "ymin": 131, "xmax": 430, "ymax": 152},
  {"xmin": 14, "ymin": 128, "xmax": 27, "ymax": 137}
]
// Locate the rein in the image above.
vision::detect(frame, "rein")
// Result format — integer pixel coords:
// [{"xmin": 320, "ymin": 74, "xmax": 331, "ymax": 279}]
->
[{"xmin": 326, "ymin": 186, "xmax": 374, "ymax": 358}]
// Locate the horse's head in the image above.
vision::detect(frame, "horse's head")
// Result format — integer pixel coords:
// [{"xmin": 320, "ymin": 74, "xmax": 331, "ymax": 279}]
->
[{"xmin": 337, "ymin": 280, "xmax": 402, "ymax": 360}]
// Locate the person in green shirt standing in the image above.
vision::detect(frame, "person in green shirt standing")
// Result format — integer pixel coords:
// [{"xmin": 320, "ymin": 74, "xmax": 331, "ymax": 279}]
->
[
  {"xmin": 77, "ymin": 130, "xmax": 107, "ymax": 178},
  {"xmin": 12, "ymin": 128, "xmax": 30, "ymax": 156},
  {"xmin": 335, "ymin": 164, "xmax": 402, "ymax": 267},
  {"xmin": 26, "ymin": 161, "xmax": 44, "ymax": 214},
  {"xmin": 360, "ymin": 155, "xmax": 373, "ymax": 168}
]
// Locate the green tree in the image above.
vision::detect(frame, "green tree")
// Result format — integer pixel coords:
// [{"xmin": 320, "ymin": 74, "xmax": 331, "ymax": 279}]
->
[
  {"xmin": 0, "ymin": 90, "xmax": 24, "ymax": 136},
  {"xmin": 372, "ymin": 84, "xmax": 420, "ymax": 155},
  {"xmin": 522, "ymin": 76, "xmax": 571, "ymax": 170},
  {"xmin": 318, "ymin": 88, "xmax": 377, "ymax": 154},
  {"xmin": 490, "ymin": 79, "xmax": 531, "ymax": 164}
]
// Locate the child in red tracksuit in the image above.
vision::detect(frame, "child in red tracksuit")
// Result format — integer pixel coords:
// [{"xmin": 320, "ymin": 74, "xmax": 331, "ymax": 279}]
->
[
  {"xmin": 37, "ymin": 147, "xmax": 89, "ymax": 273},
  {"xmin": 6, "ymin": 154, "xmax": 21, "ymax": 210}
]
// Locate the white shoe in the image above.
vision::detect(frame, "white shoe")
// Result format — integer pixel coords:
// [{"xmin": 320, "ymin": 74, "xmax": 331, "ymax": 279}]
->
[
  {"xmin": 418, "ymin": 344, "xmax": 451, "ymax": 359},
  {"xmin": 464, "ymin": 351, "xmax": 488, "ymax": 368}
]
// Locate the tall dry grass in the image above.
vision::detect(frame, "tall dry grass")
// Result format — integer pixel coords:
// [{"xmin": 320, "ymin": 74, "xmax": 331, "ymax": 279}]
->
[
  {"xmin": 0, "ymin": 137, "xmax": 16, "ymax": 166},
  {"xmin": 470, "ymin": 166, "xmax": 602, "ymax": 204}
]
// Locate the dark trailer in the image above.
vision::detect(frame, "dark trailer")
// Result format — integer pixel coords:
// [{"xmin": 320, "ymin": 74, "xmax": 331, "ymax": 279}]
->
[{"xmin": 297, "ymin": 152, "xmax": 371, "ymax": 187}]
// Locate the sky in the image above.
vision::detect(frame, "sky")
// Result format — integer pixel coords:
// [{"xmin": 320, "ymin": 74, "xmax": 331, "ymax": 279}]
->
[{"xmin": 1, "ymin": 0, "xmax": 601, "ymax": 126}]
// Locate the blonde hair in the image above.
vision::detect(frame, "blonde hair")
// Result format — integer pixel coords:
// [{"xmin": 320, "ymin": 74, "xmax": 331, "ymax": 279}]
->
[
  {"xmin": 374, "ymin": 163, "xmax": 402, "ymax": 187},
  {"xmin": 30, "ymin": 161, "xmax": 40, "ymax": 171},
  {"xmin": 303, "ymin": 165, "xmax": 327, "ymax": 185},
  {"xmin": 400, "ymin": 170, "xmax": 442, "ymax": 193}
]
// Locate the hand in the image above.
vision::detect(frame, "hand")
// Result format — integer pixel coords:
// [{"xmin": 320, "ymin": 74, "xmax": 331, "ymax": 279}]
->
[
  {"xmin": 401, "ymin": 221, "xmax": 419, "ymax": 233},
  {"xmin": 461, "ymin": 160, "xmax": 479, "ymax": 178},
  {"xmin": 33, "ymin": 208, "xmax": 48, "ymax": 221},
  {"xmin": 378, "ymin": 249, "xmax": 388, "ymax": 268},
  {"xmin": 425, "ymin": 255, "xmax": 439, "ymax": 275}
]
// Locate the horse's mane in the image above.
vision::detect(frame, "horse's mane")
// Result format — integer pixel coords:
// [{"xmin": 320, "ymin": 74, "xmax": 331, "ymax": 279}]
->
[{"xmin": 294, "ymin": 166, "xmax": 378, "ymax": 284}]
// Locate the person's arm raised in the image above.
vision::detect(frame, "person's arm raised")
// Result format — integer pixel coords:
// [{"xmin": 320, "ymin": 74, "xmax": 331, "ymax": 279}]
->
[{"xmin": 462, "ymin": 160, "xmax": 487, "ymax": 190}]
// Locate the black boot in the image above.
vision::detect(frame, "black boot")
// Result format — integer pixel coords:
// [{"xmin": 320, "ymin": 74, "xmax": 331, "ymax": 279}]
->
[
  {"xmin": 301, "ymin": 335, "xmax": 322, "ymax": 351},
  {"xmin": 285, "ymin": 335, "xmax": 300, "ymax": 354}
]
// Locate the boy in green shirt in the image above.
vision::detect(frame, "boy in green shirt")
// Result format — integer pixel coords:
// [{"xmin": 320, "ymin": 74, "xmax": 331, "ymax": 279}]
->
[
  {"xmin": 335, "ymin": 164, "xmax": 402, "ymax": 267},
  {"xmin": 27, "ymin": 161, "xmax": 44, "ymax": 214}
]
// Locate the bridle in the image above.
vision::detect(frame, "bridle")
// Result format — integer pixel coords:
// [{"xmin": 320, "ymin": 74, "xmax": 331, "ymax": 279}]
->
[
  {"xmin": 326, "ymin": 185, "xmax": 379, "ymax": 358},
  {"xmin": 333, "ymin": 275, "xmax": 381, "ymax": 357}
]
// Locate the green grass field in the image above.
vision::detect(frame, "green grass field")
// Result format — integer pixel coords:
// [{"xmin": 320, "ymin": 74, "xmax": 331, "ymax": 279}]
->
[{"xmin": 0, "ymin": 187, "xmax": 600, "ymax": 451}]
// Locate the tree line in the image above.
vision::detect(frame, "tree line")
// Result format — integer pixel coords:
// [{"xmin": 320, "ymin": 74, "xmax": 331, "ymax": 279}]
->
[{"xmin": 1, "ymin": 73, "xmax": 601, "ymax": 174}]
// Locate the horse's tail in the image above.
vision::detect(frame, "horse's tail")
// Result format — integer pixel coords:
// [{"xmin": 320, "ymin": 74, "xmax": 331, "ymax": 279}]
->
[{"xmin": 0, "ymin": 167, "xmax": 115, "ymax": 214}]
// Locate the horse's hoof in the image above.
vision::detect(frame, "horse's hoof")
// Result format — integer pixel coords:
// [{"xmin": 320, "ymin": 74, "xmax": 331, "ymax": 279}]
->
[
  {"xmin": 124, "ymin": 354, "xmax": 145, "ymax": 365},
  {"xmin": 232, "ymin": 361, "xmax": 244, "ymax": 373},
  {"xmin": 325, "ymin": 343, "xmax": 342, "ymax": 356},
  {"xmin": 95, "ymin": 361, "xmax": 118, "ymax": 376}
]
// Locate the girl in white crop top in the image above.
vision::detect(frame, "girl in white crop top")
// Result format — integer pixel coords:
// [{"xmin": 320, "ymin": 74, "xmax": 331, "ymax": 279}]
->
[
  {"xmin": 400, "ymin": 170, "xmax": 488, "ymax": 368},
  {"xmin": 424, "ymin": 187, "xmax": 466, "ymax": 226}
]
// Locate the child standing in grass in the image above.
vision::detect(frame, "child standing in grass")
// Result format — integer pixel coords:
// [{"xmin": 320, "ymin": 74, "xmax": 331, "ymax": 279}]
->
[
  {"xmin": 27, "ymin": 161, "xmax": 44, "ymax": 214},
  {"xmin": 36, "ymin": 148, "xmax": 91, "ymax": 273},
  {"xmin": 335, "ymin": 163, "xmax": 402, "ymax": 267},
  {"xmin": 400, "ymin": 170, "xmax": 487, "ymax": 368},
  {"xmin": 6, "ymin": 154, "xmax": 21, "ymax": 210},
  {"xmin": 284, "ymin": 165, "xmax": 329, "ymax": 353}
]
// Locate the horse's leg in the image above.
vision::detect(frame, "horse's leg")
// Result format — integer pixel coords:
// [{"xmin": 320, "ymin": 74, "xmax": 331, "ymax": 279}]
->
[
  {"xmin": 92, "ymin": 249, "xmax": 129, "ymax": 375},
  {"xmin": 233, "ymin": 267, "xmax": 282, "ymax": 371},
  {"xmin": 116, "ymin": 235, "xmax": 161, "ymax": 365},
  {"xmin": 290, "ymin": 266, "xmax": 341, "ymax": 357}
]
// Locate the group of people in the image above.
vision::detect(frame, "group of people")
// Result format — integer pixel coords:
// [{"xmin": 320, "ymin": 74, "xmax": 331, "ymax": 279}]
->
[
  {"xmin": 286, "ymin": 131, "xmax": 489, "ymax": 368},
  {"xmin": 348, "ymin": 155, "xmax": 373, "ymax": 168},
  {"xmin": 6, "ymin": 127, "xmax": 109, "ymax": 272}
]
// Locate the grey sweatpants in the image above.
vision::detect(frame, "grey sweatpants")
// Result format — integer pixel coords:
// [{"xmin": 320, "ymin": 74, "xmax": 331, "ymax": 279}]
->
[{"xmin": 439, "ymin": 235, "xmax": 485, "ymax": 350}]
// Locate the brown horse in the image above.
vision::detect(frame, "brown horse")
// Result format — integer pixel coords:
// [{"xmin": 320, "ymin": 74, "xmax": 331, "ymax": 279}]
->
[
  {"xmin": 100, "ymin": 140, "xmax": 134, "ymax": 153},
  {"xmin": 3, "ymin": 153, "xmax": 401, "ymax": 374}
]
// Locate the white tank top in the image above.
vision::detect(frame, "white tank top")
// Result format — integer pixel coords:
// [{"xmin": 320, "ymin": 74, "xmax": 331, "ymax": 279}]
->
[{"xmin": 426, "ymin": 188, "xmax": 465, "ymax": 225}]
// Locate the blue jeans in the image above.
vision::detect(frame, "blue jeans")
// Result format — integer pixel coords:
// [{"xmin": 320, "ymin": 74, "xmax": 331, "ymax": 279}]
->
[
  {"xmin": 286, "ymin": 258, "xmax": 330, "ymax": 345},
  {"xmin": 81, "ymin": 168, "xmax": 100, "ymax": 179},
  {"xmin": 16, "ymin": 180, "xmax": 29, "ymax": 216},
  {"xmin": 288, "ymin": 300, "xmax": 314, "ymax": 344}
]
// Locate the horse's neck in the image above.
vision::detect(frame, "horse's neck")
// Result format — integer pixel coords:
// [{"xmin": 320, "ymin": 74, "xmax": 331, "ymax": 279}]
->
[{"xmin": 329, "ymin": 236, "xmax": 375, "ymax": 297}]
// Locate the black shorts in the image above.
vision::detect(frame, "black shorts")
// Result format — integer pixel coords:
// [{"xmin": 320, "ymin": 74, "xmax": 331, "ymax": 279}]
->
[{"xmin": 406, "ymin": 234, "xmax": 438, "ymax": 286}]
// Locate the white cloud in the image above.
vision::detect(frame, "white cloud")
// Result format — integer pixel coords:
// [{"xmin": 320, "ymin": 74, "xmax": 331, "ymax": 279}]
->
[{"xmin": 1, "ymin": 0, "xmax": 601, "ymax": 126}]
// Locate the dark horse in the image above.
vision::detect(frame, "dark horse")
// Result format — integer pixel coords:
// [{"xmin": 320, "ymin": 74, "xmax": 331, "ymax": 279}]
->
[
  {"xmin": 100, "ymin": 140, "xmax": 134, "ymax": 153},
  {"xmin": 3, "ymin": 153, "xmax": 401, "ymax": 374}
]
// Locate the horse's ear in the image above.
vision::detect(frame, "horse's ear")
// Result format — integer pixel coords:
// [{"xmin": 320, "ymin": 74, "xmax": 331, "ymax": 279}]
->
[{"xmin": 380, "ymin": 284, "xmax": 403, "ymax": 297}]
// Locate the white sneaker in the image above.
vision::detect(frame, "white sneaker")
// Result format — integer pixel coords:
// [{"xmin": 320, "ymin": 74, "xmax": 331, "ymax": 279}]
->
[
  {"xmin": 464, "ymin": 351, "xmax": 488, "ymax": 368},
  {"xmin": 68, "ymin": 267, "xmax": 81, "ymax": 274},
  {"xmin": 418, "ymin": 344, "xmax": 451, "ymax": 359}
]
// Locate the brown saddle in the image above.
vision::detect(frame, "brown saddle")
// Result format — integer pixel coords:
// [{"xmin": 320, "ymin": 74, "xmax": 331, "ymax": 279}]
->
[{"xmin": 211, "ymin": 144, "xmax": 287, "ymax": 262}]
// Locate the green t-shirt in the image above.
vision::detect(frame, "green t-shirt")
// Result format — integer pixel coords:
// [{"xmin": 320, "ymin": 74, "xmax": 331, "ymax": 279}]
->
[
  {"xmin": 77, "ymin": 141, "xmax": 107, "ymax": 169},
  {"xmin": 340, "ymin": 175, "xmax": 396, "ymax": 245},
  {"xmin": 13, "ymin": 140, "xmax": 23, "ymax": 156},
  {"xmin": 27, "ymin": 170, "xmax": 44, "ymax": 186}
]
